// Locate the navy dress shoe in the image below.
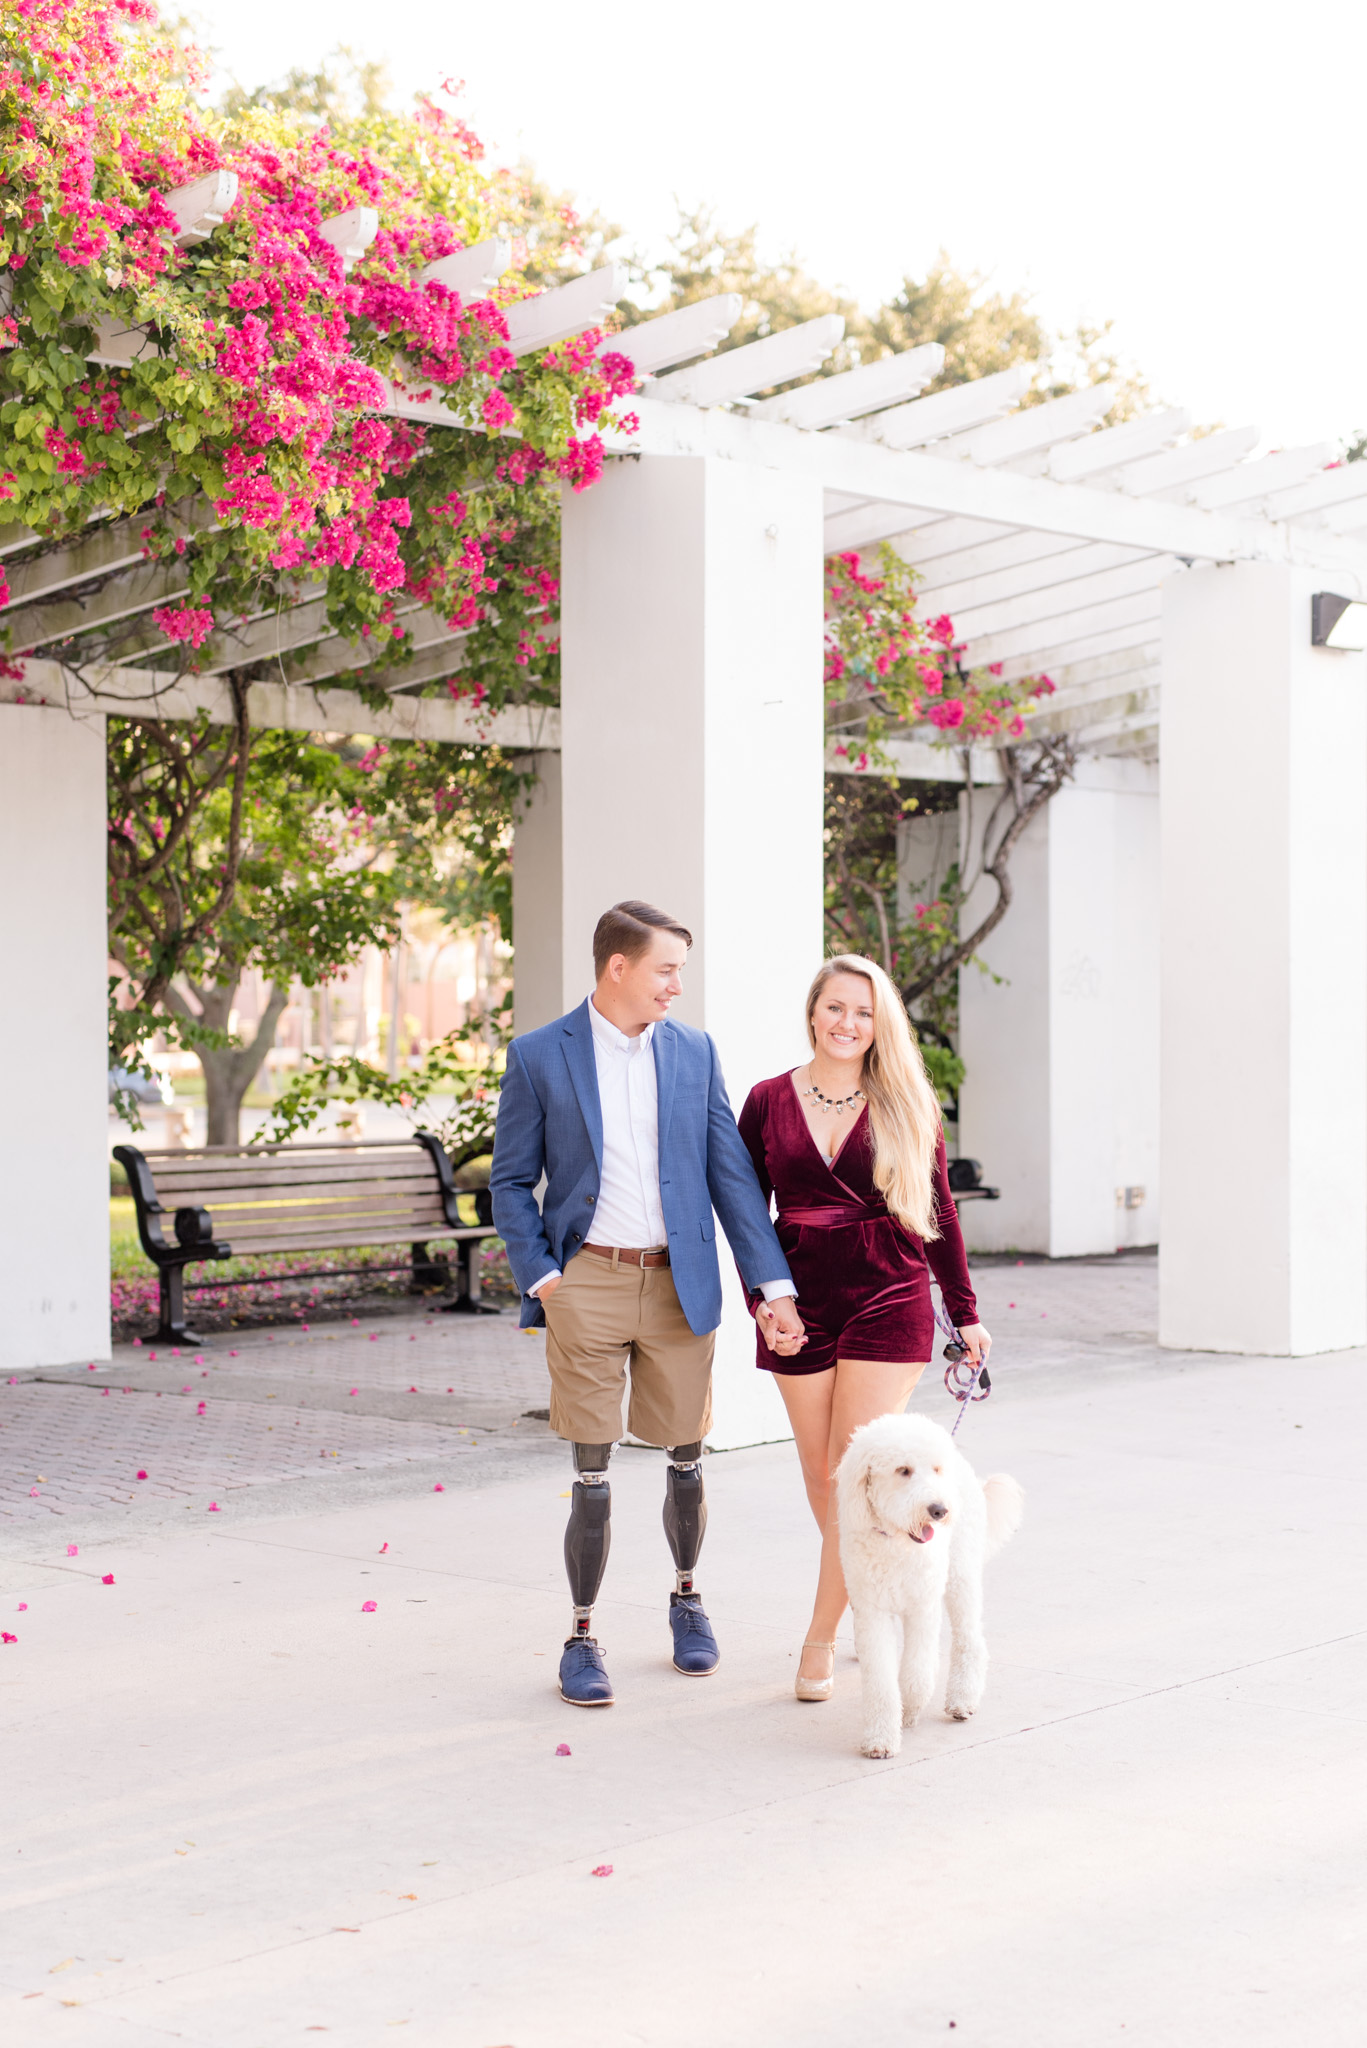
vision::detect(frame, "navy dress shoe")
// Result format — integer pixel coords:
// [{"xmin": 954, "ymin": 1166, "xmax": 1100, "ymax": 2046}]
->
[
  {"xmin": 669, "ymin": 1592, "xmax": 720, "ymax": 1675},
  {"xmin": 559, "ymin": 1636, "xmax": 614, "ymax": 1706}
]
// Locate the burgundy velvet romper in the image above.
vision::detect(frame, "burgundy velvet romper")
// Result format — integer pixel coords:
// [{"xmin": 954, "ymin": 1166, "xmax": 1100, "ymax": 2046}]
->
[{"xmin": 737, "ymin": 1072, "xmax": 979, "ymax": 1375}]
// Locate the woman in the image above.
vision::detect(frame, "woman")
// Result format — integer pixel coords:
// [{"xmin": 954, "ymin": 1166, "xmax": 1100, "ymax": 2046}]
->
[{"xmin": 737, "ymin": 955, "xmax": 991, "ymax": 1702}]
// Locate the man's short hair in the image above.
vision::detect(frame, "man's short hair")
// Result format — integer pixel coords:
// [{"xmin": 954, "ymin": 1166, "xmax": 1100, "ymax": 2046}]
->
[{"xmin": 592, "ymin": 900, "xmax": 693, "ymax": 978}]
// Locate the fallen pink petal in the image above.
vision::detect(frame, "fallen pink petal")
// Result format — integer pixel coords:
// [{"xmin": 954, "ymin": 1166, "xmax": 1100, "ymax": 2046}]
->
[
  {"xmin": 2, "ymin": 1632, "xmax": 16, "ymax": 1645},
  {"xmin": 136, "ymin": 1470, "xmax": 148, "ymax": 1481},
  {"xmin": 29, "ymin": 1487, "xmax": 39, "ymax": 1496},
  {"xmin": 591, "ymin": 1865, "xmax": 613, "ymax": 1877},
  {"xmin": 66, "ymin": 1544, "xmax": 78, "ymax": 1557},
  {"xmin": 379, "ymin": 1543, "xmax": 388, "ymax": 1554},
  {"xmin": 348, "ymin": 1388, "xmax": 358, "ymax": 1396},
  {"xmin": 361, "ymin": 1600, "xmax": 377, "ymax": 1612},
  {"xmin": 555, "ymin": 1743, "xmax": 571, "ymax": 1756},
  {"xmin": 207, "ymin": 1502, "xmax": 220, "ymax": 1512},
  {"xmin": 433, "ymin": 1483, "xmax": 445, "ymax": 1493},
  {"xmin": 101, "ymin": 1574, "xmax": 115, "ymax": 1585},
  {"xmin": 18, "ymin": 1602, "xmax": 28, "ymax": 1611}
]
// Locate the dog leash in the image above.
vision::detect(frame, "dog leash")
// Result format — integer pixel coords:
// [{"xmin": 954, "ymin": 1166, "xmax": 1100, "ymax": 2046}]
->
[{"xmin": 933, "ymin": 1294, "xmax": 991, "ymax": 1436}]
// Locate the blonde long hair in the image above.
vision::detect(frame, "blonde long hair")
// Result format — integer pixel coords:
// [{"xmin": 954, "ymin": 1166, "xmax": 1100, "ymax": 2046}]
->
[{"xmin": 805, "ymin": 954, "xmax": 942, "ymax": 1241}]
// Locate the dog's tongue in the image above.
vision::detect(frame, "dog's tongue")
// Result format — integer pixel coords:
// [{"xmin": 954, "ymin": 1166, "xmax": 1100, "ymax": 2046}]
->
[{"xmin": 912, "ymin": 1525, "xmax": 934, "ymax": 1544}]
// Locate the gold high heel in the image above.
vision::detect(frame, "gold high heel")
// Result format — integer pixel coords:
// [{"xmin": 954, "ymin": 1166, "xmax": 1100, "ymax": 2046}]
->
[{"xmin": 795, "ymin": 1640, "xmax": 837, "ymax": 1702}]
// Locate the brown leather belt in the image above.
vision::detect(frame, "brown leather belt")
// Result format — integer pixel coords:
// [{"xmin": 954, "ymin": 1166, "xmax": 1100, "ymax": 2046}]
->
[{"xmin": 581, "ymin": 1243, "xmax": 671, "ymax": 1269}]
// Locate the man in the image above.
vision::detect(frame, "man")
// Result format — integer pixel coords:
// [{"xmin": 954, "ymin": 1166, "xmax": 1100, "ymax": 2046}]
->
[{"xmin": 491, "ymin": 900, "xmax": 805, "ymax": 1706}]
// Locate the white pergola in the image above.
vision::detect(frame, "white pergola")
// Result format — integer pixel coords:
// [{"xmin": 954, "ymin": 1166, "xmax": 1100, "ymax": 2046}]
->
[{"xmin": 4, "ymin": 244, "xmax": 1365, "ymax": 1438}]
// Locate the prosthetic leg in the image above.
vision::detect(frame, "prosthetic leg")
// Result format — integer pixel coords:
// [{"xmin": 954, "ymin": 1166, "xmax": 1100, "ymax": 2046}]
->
[
  {"xmin": 565, "ymin": 1441, "xmax": 614, "ymax": 1640},
  {"xmin": 664, "ymin": 1444, "xmax": 720, "ymax": 1674},
  {"xmin": 558, "ymin": 1442, "xmax": 617, "ymax": 1706}
]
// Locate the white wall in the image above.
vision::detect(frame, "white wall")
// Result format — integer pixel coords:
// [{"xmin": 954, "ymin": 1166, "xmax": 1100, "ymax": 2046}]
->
[
  {"xmin": 511, "ymin": 750, "xmax": 563, "ymax": 1037},
  {"xmin": 0, "ymin": 705, "xmax": 110, "ymax": 1369},
  {"xmin": 559, "ymin": 457, "xmax": 826, "ymax": 1446},
  {"xmin": 956, "ymin": 760, "xmax": 1160, "ymax": 1258},
  {"xmin": 1159, "ymin": 562, "xmax": 1366, "ymax": 1355}
]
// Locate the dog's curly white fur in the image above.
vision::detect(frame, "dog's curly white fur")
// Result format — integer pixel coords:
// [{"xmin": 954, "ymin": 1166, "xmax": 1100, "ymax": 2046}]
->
[{"xmin": 836, "ymin": 1412, "xmax": 1023, "ymax": 1758}]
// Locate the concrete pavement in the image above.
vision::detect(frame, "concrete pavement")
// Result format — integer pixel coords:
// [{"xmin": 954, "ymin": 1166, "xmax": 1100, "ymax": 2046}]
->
[{"xmin": 2, "ymin": 1254, "xmax": 1364, "ymax": 2045}]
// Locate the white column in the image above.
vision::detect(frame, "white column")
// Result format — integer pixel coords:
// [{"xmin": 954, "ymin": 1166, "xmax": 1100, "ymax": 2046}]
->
[
  {"xmin": 956, "ymin": 763, "xmax": 1159, "ymax": 1258},
  {"xmin": 511, "ymin": 751, "xmax": 563, "ymax": 1037},
  {"xmin": 1159, "ymin": 562, "xmax": 1367, "ymax": 1354},
  {"xmin": 559, "ymin": 456, "xmax": 825, "ymax": 1446},
  {"xmin": 0, "ymin": 705, "xmax": 111, "ymax": 1369}
]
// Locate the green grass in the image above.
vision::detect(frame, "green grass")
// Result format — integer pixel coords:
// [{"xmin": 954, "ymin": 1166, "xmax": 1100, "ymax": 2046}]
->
[{"xmin": 110, "ymin": 1195, "xmax": 143, "ymax": 1278}]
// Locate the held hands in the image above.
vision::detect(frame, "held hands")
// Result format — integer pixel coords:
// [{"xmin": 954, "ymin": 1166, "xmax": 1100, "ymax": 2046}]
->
[{"xmin": 757, "ymin": 1295, "xmax": 807, "ymax": 1358}]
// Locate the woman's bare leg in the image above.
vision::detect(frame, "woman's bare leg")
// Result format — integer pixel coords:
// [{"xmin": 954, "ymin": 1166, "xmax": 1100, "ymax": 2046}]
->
[{"xmin": 788, "ymin": 1359, "xmax": 928, "ymax": 1686}]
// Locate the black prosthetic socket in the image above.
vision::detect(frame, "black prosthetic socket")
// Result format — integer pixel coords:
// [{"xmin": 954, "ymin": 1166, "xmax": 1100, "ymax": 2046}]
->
[
  {"xmin": 564, "ymin": 1441, "xmax": 614, "ymax": 1640},
  {"xmin": 663, "ymin": 1443, "xmax": 707, "ymax": 1597}
]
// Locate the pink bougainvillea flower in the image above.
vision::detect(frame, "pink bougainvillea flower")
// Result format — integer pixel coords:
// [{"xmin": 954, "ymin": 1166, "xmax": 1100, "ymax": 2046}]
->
[
  {"xmin": 181, "ymin": 1385, "xmax": 191, "ymax": 1393},
  {"xmin": 591, "ymin": 1865, "xmax": 613, "ymax": 1877},
  {"xmin": 29, "ymin": 1487, "xmax": 39, "ymax": 1497},
  {"xmin": 148, "ymin": 1352, "xmax": 156, "ymax": 1361},
  {"xmin": 379, "ymin": 1543, "xmax": 388, "ymax": 1554},
  {"xmin": 433, "ymin": 1484, "xmax": 445, "ymax": 1493},
  {"xmin": 348, "ymin": 1388, "xmax": 358, "ymax": 1396},
  {"xmin": 368, "ymin": 1334, "xmax": 379, "ymax": 1343},
  {"xmin": 555, "ymin": 1743, "xmax": 571, "ymax": 1756},
  {"xmin": 229, "ymin": 1350, "xmax": 239, "ymax": 1358},
  {"xmin": 66, "ymin": 1544, "xmax": 78, "ymax": 1557},
  {"xmin": 196, "ymin": 1402, "xmax": 206, "ymax": 1414},
  {"xmin": 132, "ymin": 1339, "xmax": 142, "ymax": 1348},
  {"xmin": 207, "ymin": 1502, "xmax": 221, "ymax": 1512},
  {"xmin": 361, "ymin": 1600, "xmax": 377, "ymax": 1613},
  {"xmin": 408, "ymin": 1386, "xmax": 418, "ymax": 1393},
  {"xmin": 101, "ymin": 1574, "xmax": 115, "ymax": 1585},
  {"xmin": 2, "ymin": 1633, "xmax": 16, "ymax": 1645},
  {"xmin": 18, "ymin": 1602, "xmax": 28, "ymax": 1611},
  {"xmin": 136, "ymin": 1470, "xmax": 148, "ymax": 1481}
]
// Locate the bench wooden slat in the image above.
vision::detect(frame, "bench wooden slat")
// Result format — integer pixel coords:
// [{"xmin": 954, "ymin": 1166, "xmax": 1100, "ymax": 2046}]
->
[
  {"xmin": 138, "ymin": 1139, "xmax": 433, "ymax": 1157},
  {"xmin": 205, "ymin": 1204, "xmax": 448, "ymax": 1237},
  {"xmin": 147, "ymin": 1160, "xmax": 436, "ymax": 1192},
  {"xmin": 220, "ymin": 1222, "xmax": 488, "ymax": 1256},
  {"xmin": 154, "ymin": 1179, "xmax": 444, "ymax": 1204}
]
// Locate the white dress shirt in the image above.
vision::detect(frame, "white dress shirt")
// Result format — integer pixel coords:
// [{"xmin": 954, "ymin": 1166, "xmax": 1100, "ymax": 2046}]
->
[{"xmin": 529, "ymin": 997, "xmax": 795, "ymax": 1301}]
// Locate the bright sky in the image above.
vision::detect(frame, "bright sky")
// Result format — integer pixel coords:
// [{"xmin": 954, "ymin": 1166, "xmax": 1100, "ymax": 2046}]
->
[{"xmin": 198, "ymin": 0, "xmax": 1365, "ymax": 450}]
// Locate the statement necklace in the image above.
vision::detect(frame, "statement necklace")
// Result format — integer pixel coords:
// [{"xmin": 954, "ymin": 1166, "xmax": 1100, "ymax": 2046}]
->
[{"xmin": 801, "ymin": 1067, "xmax": 865, "ymax": 1116}]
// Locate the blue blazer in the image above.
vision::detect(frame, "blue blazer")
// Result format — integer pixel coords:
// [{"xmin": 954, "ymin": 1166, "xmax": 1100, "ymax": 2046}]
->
[{"xmin": 490, "ymin": 1000, "xmax": 793, "ymax": 1334}]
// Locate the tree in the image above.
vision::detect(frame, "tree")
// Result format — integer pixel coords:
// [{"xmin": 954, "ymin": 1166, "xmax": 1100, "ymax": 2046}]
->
[
  {"xmin": 108, "ymin": 715, "xmax": 526, "ymax": 1140},
  {"xmin": 821, "ymin": 546, "xmax": 1073, "ymax": 1072},
  {"xmin": 0, "ymin": 2, "xmax": 635, "ymax": 1103}
]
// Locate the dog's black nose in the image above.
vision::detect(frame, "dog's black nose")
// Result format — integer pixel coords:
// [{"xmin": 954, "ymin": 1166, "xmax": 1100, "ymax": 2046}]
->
[{"xmin": 927, "ymin": 1502, "xmax": 948, "ymax": 1521}]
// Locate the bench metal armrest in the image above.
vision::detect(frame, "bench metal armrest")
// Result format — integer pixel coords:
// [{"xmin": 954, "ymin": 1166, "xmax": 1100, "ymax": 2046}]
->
[{"xmin": 113, "ymin": 1144, "xmax": 233, "ymax": 1268}]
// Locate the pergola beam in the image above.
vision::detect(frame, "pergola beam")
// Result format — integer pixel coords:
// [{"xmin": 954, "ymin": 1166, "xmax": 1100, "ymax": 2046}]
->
[
  {"xmin": 3, "ymin": 561, "xmax": 190, "ymax": 654},
  {"xmin": 954, "ymin": 555, "xmax": 1176, "ymax": 647},
  {"xmin": 844, "ymin": 364, "xmax": 1035, "ymax": 450},
  {"xmin": 919, "ymin": 539, "xmax": 1155, "ymax": 618},
  {"xmin": 628, "ymin": 399, "xmax": 1361, "ymax": 574},
  {"xmin": 610, "ymin": 297, "xmax": 744, "ymax": 377},
  {"xmin": 503, "ymin": 266, "xmax": 629, "ymax": 358},
  {"xmin": 749, "ymin": 343, "xmax": 945, "ymax": 428},
  {"xmin": 8, "ymin": 659, "xmax": 554, "ymax": 748},
  {"xmin": 652, "ymin": 315, "xmax": 845, "ymax": 408}
]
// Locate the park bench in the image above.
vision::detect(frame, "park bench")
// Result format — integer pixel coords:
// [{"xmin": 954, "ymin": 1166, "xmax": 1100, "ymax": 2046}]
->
[
  {"xmin": 947, "ymin": 1158, "xmax": 1000, "ymax": 1203},
  {"xmin": 113, "ymin": 1134, "xmax": 498, "ymax": 1344}
]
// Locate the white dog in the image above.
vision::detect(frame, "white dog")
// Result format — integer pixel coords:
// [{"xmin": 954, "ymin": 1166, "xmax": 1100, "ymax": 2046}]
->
[{"xmin": 836, "ymin": 1412, "xmax": 1024, "ymax": 1758}]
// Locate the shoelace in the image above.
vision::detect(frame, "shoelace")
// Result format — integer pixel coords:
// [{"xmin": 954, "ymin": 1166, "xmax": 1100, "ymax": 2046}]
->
[{"xmin": 675, "ymin": 1605, "xmax": 710, "ymax": 1634}]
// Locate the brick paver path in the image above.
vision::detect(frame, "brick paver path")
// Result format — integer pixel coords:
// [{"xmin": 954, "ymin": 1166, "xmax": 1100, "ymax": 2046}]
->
[{"xmin": 1, "ymin": 1310, "xmax": 555, "ymax": 1527}]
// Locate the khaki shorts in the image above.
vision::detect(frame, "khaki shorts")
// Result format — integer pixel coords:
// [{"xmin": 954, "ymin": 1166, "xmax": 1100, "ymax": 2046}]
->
[{"xmin": 542, "ymin": 1251, "xmax": 715, "ymax": 1446}]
